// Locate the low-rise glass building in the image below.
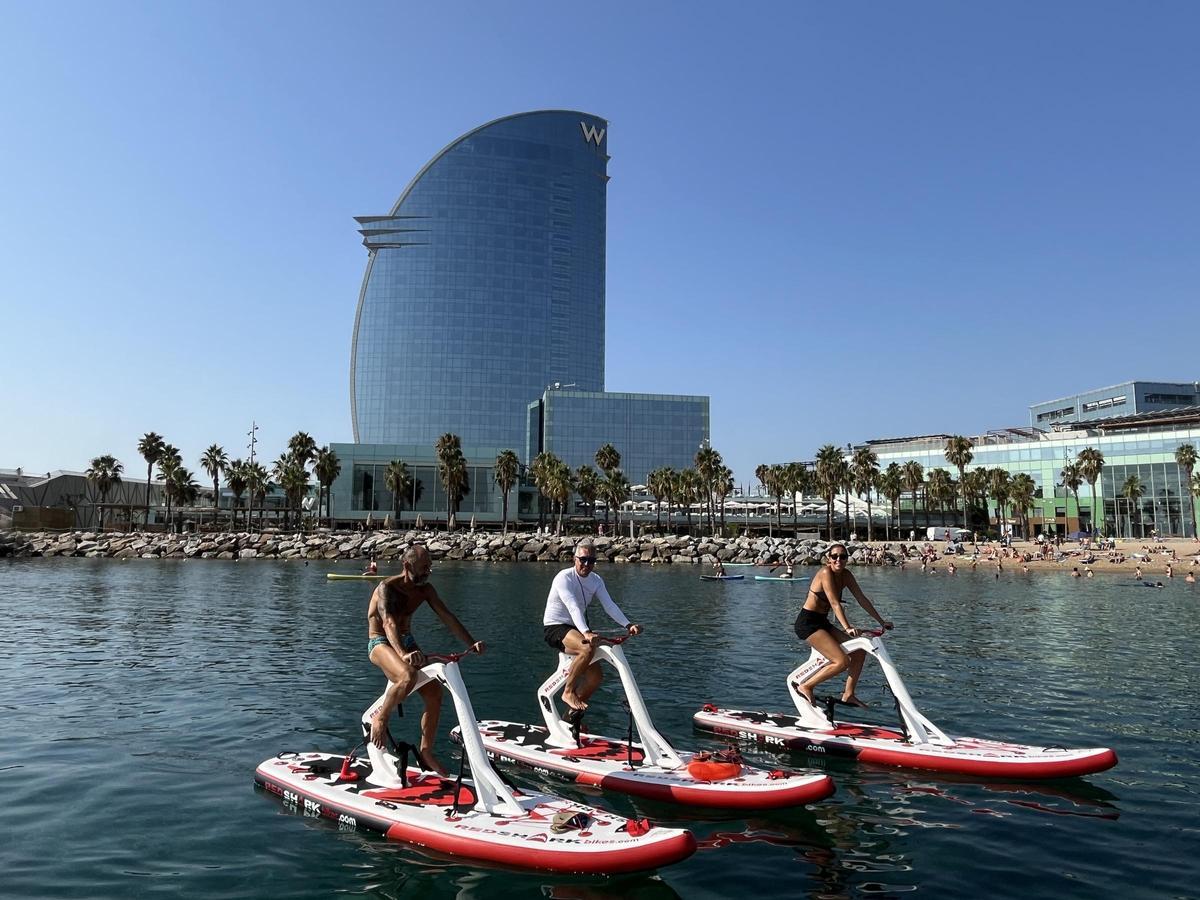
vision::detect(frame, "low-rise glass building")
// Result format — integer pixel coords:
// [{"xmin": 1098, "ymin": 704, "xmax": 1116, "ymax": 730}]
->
[
  {"xmin": 326, "ymin": 442, "xmax": 527, "ymax": 527},
  {"xmin": 865, "ymin": 408, "xmax": 1200, "ymax": 538},
  {"xmin": 527, "ymin": 389, "xmax": 710, "ymax": 484}
]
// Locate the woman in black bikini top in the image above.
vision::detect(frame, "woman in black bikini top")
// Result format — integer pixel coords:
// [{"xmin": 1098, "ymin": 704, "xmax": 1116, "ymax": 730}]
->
[{"xmin": 794, "ymin": 543, "xmax": 893, "ymax": 708}]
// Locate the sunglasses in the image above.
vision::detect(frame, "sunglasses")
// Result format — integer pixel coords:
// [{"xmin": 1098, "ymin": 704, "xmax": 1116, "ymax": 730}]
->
[
  {"xmin": 829, "ymin": 554, "xmax": 849, "ymax": 561},
  {"xmin": 575, "ymin": 556, "xmax": 597, "ymax": 565}
]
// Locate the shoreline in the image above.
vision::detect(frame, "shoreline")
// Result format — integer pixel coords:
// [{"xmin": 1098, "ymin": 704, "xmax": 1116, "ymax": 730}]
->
[{"xmin": 2, "ymin": 529, "xmax": 1197, "ymax": 578}]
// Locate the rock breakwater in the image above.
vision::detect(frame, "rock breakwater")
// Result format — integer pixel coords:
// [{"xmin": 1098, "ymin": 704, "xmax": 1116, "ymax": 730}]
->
[{"xmin": 0, "ymin": 529, "xmax": 890, "ymax": 566}]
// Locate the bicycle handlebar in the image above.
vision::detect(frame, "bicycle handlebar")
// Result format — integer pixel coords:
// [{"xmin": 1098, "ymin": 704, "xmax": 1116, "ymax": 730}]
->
[
  {"xmin": 583, "ymin": 632, "xmax": 633, "ymax": 646},
  {"xmin": 425, "ymin": 645, "xmax": 482, "ymax": 664}
]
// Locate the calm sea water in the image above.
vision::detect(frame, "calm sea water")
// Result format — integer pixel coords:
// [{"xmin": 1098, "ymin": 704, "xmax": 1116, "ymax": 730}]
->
[{"xmin": 2, "ymin": 557, "xmax": 1198, "ymax": 898}]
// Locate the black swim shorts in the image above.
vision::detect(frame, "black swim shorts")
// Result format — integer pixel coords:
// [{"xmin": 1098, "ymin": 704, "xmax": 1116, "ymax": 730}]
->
[
  {"xmin": 543, "ymin": 623, "xmax": 577, "ymax": 651},
  {"xmin": 794, "ymin": 608, "xmax": 834, "ymax": 641}
]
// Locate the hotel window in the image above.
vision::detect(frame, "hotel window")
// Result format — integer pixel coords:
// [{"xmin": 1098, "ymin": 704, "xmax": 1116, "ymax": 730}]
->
[
  {"xmin": 1144, "ymin": 393, "xmax": 1195, "ymax": 405},
  {"xmin": 1082, "ymin": 395, "xmax": 1127, "ymax": 413}
]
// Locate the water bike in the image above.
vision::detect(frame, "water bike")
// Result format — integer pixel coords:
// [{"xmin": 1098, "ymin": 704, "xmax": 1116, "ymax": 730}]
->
[
  {"xmin": 700, "ymin": 574, "xmax": 745, "ymax": 581},
  {"xmin": 326, "ymin": 573, "xmax": 388, "ymax": 581},
  {"xmin": 693, "ymin": 629, "xmax": 1117, "ymax": 779},
  {"xmin": 455, "ymin": 634, "xmax": 834, "ymax": 809},
  {"xmin": 255, "ymin": 648, "xmax": 695, "ymax": 873}
]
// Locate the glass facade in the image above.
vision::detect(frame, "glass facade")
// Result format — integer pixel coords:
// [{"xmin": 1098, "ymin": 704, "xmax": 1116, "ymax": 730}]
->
[
  {"xmin": 867, "ymin": 421, "xmax": 1200, "ymax": 537},
  {"xmin": 328, "ymin": 443, "xmax": 515, "ymax": 524},
  {"xmin": 530, "ymin": 390, "xmax": 710, "ymax": 484},
  {"xmin": 350, "ymin": 110, "xmax": 609, "ymax": 453}
]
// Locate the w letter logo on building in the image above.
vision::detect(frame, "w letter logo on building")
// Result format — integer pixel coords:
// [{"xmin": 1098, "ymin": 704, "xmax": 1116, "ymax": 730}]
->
[{"xmin": 580, "ymin": 122, "xmax": 606, "ymax": 145}]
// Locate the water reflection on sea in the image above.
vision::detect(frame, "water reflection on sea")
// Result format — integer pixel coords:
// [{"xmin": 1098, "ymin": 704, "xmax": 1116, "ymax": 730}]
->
[{"xmin": 1, "ymin": 558, "xmax": 1197, "ymax": 898}]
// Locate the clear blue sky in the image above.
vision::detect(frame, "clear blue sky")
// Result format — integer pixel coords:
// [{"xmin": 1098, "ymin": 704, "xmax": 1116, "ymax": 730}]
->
[{"xmin": 3, "ymin": 1, "xmax": 1197, "ymax": 485}]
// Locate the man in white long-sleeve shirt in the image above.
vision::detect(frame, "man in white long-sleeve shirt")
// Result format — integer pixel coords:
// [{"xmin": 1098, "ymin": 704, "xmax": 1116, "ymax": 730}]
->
[{"xmin": 543, "ymin": 539, "xmax": 642, "ymax": 711}]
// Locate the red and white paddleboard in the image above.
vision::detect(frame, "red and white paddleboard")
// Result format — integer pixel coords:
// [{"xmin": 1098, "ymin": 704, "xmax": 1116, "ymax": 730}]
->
[
  {"xmin": 255, "ymin": 751, "xmax": 694, "ymax": 873},
  {"xmin": 478, "ymin": 634, "xmax": 834, "ymax": 810},
  {"xmin": 691, "ymin": 706, "xmax": 1118, "ymax": 779},
  {"xmin": 456, "ymin": 720, "xmax": 835, "ymax": 809},
  {"xmin": 694, "ymin": 630, "xmax": 1117, "ymax": 780}
]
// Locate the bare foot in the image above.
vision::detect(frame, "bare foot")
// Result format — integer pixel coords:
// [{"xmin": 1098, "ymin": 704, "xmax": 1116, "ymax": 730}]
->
[
  {"xmin": 419, "ymin": 748, "xmax": 448, "ymax": 776},
  {"xmin": 840, "ymin": 695, "xmax": 870, "ymax": 709},
  {"xmin": 369, "ymin": 713, "xmax": 389, "ymax": 749},
  {"xmin": 562, "ymin": 690, "xmax": 588, "ymax": 711},
  {"xmin": 797, "ymin": 684, "xmax": 815, "ymax": 705}
]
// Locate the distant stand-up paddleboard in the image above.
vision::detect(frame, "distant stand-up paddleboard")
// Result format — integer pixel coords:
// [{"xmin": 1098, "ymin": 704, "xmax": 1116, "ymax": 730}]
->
[
  {"xmin": 754, "ymin": 575, "xmax": 810, "ymax": 582},
  {"xmin": 327, "ymin": 573, "xmax": 388, "ymax": 581},
  {"xmin": 700, "ymin": 574, "xmax": 745, "ymax": 581}
]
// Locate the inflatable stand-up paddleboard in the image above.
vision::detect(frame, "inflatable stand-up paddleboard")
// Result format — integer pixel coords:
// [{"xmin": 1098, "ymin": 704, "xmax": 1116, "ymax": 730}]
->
[
  {"xmin": 694, "ymin": 631, "xmax": 1117, "ymax": 779},
  {"xmin": 256, "ymin": 650, "xmax": 695, "ymax": 873},
  {"xmin": 456, "ymin": 635, "xmax": 834, "ymax": 809},
  {"xmin": 754, "ymin": 575, "xmax": 810, "ymax": 582},
  {"xmin": 700, "ymin": 574, "xmax": 745, "ymax": 581},
  {"xmin": 327, "ymin": 573, "xmax": 388, "ymax": 580}
]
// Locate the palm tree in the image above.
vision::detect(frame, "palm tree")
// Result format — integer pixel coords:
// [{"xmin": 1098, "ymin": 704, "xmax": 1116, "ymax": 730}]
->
[
  {"xmin": 493, "ymin": 450, "xmax": 520, "ymax": 534},
  {"xmin": 1058, "ymin": 462, "xmax": 1082, "ymax": 534},
  {"xmin": 694, "ymin": 444, "xmax": 723, "ymax": 535},
  {"xmin": 384, "ymin": 460, "xmax": 414, "ymax": 526},
  {"xmin": 200, "ymin": 444, "xmax": 228, "ymax": 528},
  {"xmin": 783, "ymin": 462, "xmax": 809, "ymax": 533},
  {"xmin": 575, "ymin": 465, "xmax": 601, "ymax": 525},
  {"xmin": 1174, "ymin": 444, "xmax": 1197, "ymax": 537},
  {"xmin": 715, "ymin": 465, "xmax": 735, "ymax": 534},
  {"xmin": 545, "ymin": 458, "xmax": 575, "ymax": 534},
  {"xmin": 878, "ymin": 463, "xmax": 904, "ymax": 541},
  {"xmin": 944, "ymin": 436, "xmax": 974, "ymax": 528},
  {"xmin": 287, "ymin": 432, "xmax": 317, "ymax": 469},
  {"xmin": 1076, "ymin": 447, "xmax": 1105, "ymax": 536},
  {"xmin": 594, "ymin": 444, "xmax": 621, "ymax": 528},
  {"xmin": 987, "ymin": 467, "xmax": 1011, "ymax": 537},
  {"xmin": 243, "ymin": 462, "xmax": 269, "ymax": 530},
  {"xmin": 603, "ymin": 469, "xmax": 632, "ymax": 531},
  {"xmin": 225, "ymin": 459, "xmax": 248, "ymax": 530},
  {"xmin": 677, "ymin": 468, "xmax": 701, "ymax": 532},
  {"xmin": 660, "ymin": 466, "xmax": 677, "ymax": 530},
  {"xmin": 439, "ymin": 452, "xmax": 470, "ymax": 529},
  {"xmin": 1192, "ymin": 473, "xmax": 1200, "ymax": 539},
  {"xmin": 157, "ymin": 451, "xmax": 182, "ymax": 532},
  {"xmin": 852, "ymin": 447, "xmax": 880, "ymax": 541},
  {"xmin": 435, "ymin": 434, "xmax": 469, "ymax": 528},
  {"xmin": 814, "ymin": 445, "xmax": 843, "ymax": 540},
  {"xmin": 768, "ymin": 463, "xmax": 787, "ymax": 531},
  {"xmin": 926, "ymin": 468, "xmax": 954, "ymax": 527},
  {"xmin": 137, "ymin": 432, "xmax": 165, "ymax": 528},
  {"xmin": 160, "ymin": 465, "xmax": 199, "ymax": 533},
  {"xmin": 647, "ymin": 467, "xmax": 670, "ymax": 530},
  {"xmin": 901, "ymin": 460, "xmax": 924, "ymax": 538},
  {"xmin": 1121, "ymin": 474, "xmax": 1145, "ymax": 538},
  {"xmin": 1009, "ymin": 473, "xmax": 1036, "ymax": 538},
  {"xmin": 960, "ymin": 468, "xmax": 989, "ymax": 534},
  {"xmin": 595, "ymin": 443, "xmax": 620, "ymax": 476},
  {"xmin": 85, "ymin": 454, "xmax": 123, "ymax": 530},
  {"xmin": 313, "ymin": 446, "xmax": 341, "ymax": 527}
]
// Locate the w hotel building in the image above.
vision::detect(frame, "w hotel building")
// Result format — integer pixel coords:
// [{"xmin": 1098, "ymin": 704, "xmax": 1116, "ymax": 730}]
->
[{"xmin": 332, "ymin": 111, "xmax": 708, "ymax": 523}]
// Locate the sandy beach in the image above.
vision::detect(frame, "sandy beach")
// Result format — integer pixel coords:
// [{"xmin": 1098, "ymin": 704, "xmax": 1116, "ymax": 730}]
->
[{"xmin": 860, "ymin": 536, "xmax": 1200, "ymax": 578}]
